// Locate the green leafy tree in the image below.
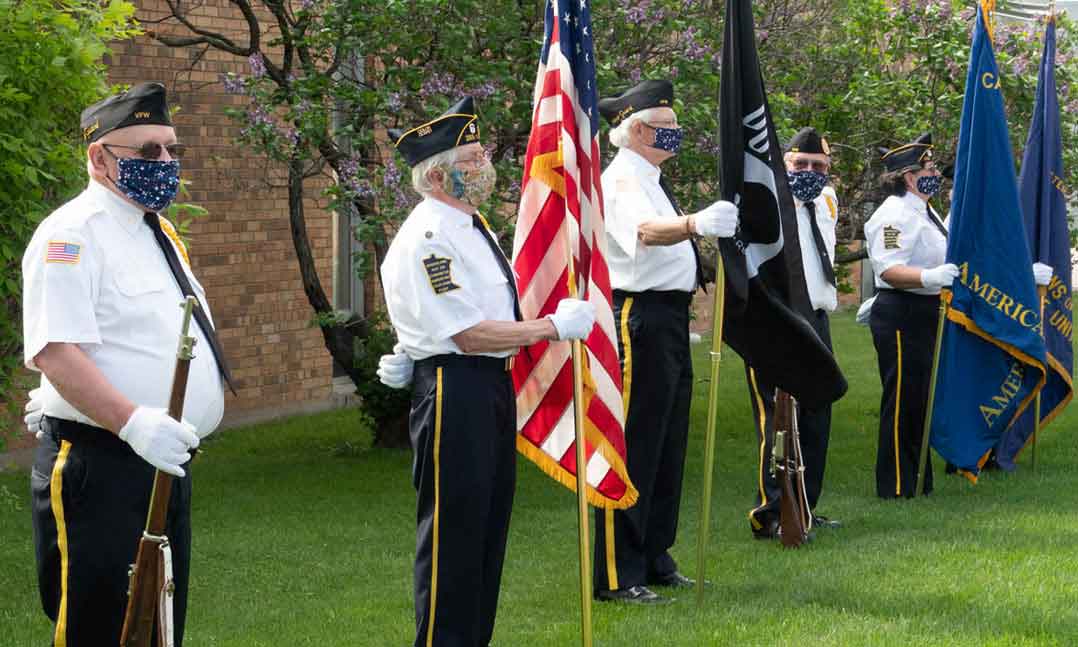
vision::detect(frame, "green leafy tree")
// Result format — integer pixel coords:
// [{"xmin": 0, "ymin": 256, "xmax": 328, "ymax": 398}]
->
[{"xmin": 0, "ymin": 0, "xmax": 138, "ymax": 446}]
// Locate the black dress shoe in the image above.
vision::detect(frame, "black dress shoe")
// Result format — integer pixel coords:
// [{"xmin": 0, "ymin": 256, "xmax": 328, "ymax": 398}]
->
[
  {"xmin": 648, "ymin": 571, "xmax": 695, "ymax": 588},
  {"xmin": 812, "ymin": 515, "xmax": 842, "ymax": 529},
  {"xmin": 594, "ymin": 585, "xmax": 671, "ymax": 604},
  {"xmin": 751, "ymin": 517, "xmax": 780, "ymax": 540}
]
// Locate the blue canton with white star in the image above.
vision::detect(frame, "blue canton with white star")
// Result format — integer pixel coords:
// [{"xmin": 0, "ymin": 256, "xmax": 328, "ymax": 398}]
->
[{"xmin": 540, "ymin": 0, "xmax": 600, "ymax": 135}]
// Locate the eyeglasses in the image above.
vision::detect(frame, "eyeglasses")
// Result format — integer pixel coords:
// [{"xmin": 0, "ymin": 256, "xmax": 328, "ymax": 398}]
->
[
  {"xmin": 643, "ymin": 121, "xmax": 680, "ymax": 130},
  {"xmin": 790, "ymin": 159, "xmax": 831, "ymax": 174},
  {"xmin": 453, "ymin": 149, "xmax": 493, "ymax": 170},
  {"xmin": 102, "ymin": 142, "xmax": 187, "ymax": 160}
]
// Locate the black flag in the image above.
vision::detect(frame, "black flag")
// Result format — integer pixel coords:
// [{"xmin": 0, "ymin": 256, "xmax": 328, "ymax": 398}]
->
[{"xmin": 718, "ymin": 0, "xmax": 847, "ymax": 408}]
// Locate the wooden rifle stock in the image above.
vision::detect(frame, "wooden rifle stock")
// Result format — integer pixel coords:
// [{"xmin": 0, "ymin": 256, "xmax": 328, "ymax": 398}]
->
[
  {"xmin": 773, "ymin": 391, "xmax": 811, "ymax": 548},
  {"xmin": 120, "ymin": 297, "xmax": 198, "ymax": 647}
]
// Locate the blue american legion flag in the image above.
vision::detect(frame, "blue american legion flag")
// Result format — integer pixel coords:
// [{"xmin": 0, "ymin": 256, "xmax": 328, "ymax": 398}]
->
[
  {"xmin": 995, "ymin": 16, "xmax": 1074, "ymax": 469},
  {"xmin": 510, "ymin": 0, "xmax": 635, "ymax": 509},
  {"xmin": 928, "ymin": 2, "xmax": 1048, "ymax": 479}
]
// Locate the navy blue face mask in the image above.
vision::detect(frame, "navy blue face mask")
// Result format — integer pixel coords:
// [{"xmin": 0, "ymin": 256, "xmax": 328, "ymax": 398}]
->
[
  {"xmin": 650, "ymin": 126, "xmax": 683, "ymax": 154},
  {"xmin": 916, "ymin": 175, "xmax": 943, "ymax": 197},
  {"xmin": 787, "ymin": 170, "xmax": 828, "ymax": 203},
  {"xmin": 111, "ymin": 157, "xmax": 181, "ymax": 212}
]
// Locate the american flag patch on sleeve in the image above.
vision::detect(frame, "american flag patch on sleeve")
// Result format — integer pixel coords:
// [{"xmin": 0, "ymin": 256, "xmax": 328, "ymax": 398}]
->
[{"xmin": 46, "ymin": 241, "xmax": 81, "ymax": 264}]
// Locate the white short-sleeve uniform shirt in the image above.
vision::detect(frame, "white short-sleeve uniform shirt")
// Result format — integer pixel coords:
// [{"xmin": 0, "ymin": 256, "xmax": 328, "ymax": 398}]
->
[
  {"xmin": 601, "ymin": 148, "xmax": 697, "ymax": 293},
  {"xmin": 381, "ymin": 198, "xmax": 516, "ymax": 360},
  {"xmin": 21, "ymin": 180, "xmax": 225, "ymax": 435},
  {"xmin": 864, "ymin": 192, "xmax": 948, "ymax": 296},
  {"xmin": 795, "ymin": 186, "xmax": 840, "ymax": 313}
]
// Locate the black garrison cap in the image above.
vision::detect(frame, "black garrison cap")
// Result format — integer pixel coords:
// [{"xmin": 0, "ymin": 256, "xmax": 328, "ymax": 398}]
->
[
  {"xmin": 389, "ymin": 97, "xmax": 481, "ymax": 167},
  {"xmin": 878, "ymin": 133, "xmax": 934, "ymax": 173},
  {"xmin": 785, "ymin": 127, "xmax": 831, "ymax": 155},
  {"xmin": 80, "ymin": 82, "xmax": 172, "ymax": 143},
  {"xmin": 598, "ymin": 79, "xmax": 675, "ymax": 127},
  {"xmin": 941, "ymin": 162, "xmax": 955, "ymax": 180}
]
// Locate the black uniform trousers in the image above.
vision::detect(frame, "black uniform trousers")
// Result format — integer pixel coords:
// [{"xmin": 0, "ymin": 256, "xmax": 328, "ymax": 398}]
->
[
  {"xmin": 746, "ymin": 309, "xmax": 833, "ymax": 530},
  {"xmin": 594, "ymin": 290, "xmax": 692, "ymax": 592},
  {"xmin": 31, "ymin": 416, "xmax": 192, "ymax": 647},
  {"xmin": 870, "ymin": 289, "xmax": 940, "ymax": 498},
  {"xmin": 410, "ymin": 354, "xmax": 516, "ymax": 647}
]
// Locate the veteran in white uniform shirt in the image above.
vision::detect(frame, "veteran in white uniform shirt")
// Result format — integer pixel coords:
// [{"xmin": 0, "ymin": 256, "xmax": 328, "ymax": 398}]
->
[
  {"xmin": 23, "ymin": 82, "xmax": 229, "ymax": 647},
  {"xmin": 745, "ymin": 127, "xmax": 843, "ymax": 540},
  {"xmin": 378, "ymin": 97, "xmax": 595, "ymax": 647},
  {"xmin": 591, "ymin": 79, "xmax": 739, "ymax": 604},
  {"xmin": 865, "ymin": 133, "xmax": 955, "ymax": 499}
]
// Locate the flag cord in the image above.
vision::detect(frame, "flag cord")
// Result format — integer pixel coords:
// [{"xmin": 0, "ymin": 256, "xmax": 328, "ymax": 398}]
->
[
  {"xmin": 565, "ymin": 232, "xmax": 593, "ymax": 647},
  {"xmin": 696, "ymin": 252, "xmax": 726, "ymax": 605},
  {"xmin": 917, "ymin": 289, "xmax": 950, "ymax": 496}
]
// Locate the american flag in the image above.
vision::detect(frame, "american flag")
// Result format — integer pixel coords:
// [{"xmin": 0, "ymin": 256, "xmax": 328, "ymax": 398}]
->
[
  {"xmin": 511, "ymin": 0, "xmax": 636, "ymax": 509},
  {"xmin": 45, "ymin": 241, "xmax": 81, "ymax": 264}
]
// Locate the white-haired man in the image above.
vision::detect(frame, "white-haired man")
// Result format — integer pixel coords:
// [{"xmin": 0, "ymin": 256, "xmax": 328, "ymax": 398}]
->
[
  {"xmin": 23, "ymin": 82, "xmax": 230, "ymax": 646},
  {"xmin": 380, "ymin": 97, "xmax": 596, "ymax": 647},
  {"xmin": 591, "ymin": 79, "xmax": 739, "ymax": 604}
]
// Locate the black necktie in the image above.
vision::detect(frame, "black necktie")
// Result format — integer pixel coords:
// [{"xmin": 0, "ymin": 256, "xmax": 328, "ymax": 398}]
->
[
  {"xmin": 927, "ymin": 205, "xmax": 949, "ymax": 238},
  {"xmin": 804, "ymin": 201, "xmax": 837, "ymax": 287},
  {"xmin": 472, "ymin": 214, "xmax": 523, "ymax": 321},
  {"xmin": 657, "ymin": 176, "xmax": 707, "ymax": 292},
  {"xmin": 144, "ymin": 212, "xmax": 236, "ymax": 394}
]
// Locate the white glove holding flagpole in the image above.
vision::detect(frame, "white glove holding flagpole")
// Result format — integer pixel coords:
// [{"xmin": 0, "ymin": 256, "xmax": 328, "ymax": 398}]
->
[
  {"xmin": 377, "ymin": 343, "xmax": 414, "ymax": 389},
  {"xmin": 693, "ymin": 201, "xmax": 739, "ymax": 238},
  {"xmin": 1032, "ymin": 262, "xmax": 1053, "ymax": 287},
  {"xmin": 24, "ymin": 388, "xmax": 45, "ymax": 441},
  {"xmin": 921, "ymin": 263, "xmax": 960, "ymax": 290},
  {"xmin": 548, "ymin": 298, "xmax": 596, "ymax": 340}
]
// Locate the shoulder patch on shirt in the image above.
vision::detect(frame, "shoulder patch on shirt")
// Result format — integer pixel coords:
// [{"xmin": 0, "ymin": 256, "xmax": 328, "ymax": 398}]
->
[
  {"xmin": 825, "ymin": 195, "xmax": 837, "ymax": 220},
  {"xmin": 158, "ymin": 217, "xmax": 191, "ymax": 266},
  {"xmin": 45, "ymin": 241, "xmax": 81, "ymax": 264},
  {"xmin": 883, "ymin": 225, "xmax": 902, "ymax": 250},
  {"xmin": 422, "ymin": 254, "xmax": 460, "ymax": 294}
]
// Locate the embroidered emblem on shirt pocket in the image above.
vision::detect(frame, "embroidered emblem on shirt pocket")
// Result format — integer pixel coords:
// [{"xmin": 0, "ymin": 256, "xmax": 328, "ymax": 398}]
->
[
  {"xmin": 423, "ymin": 254, "xmax": 460, "ymax": 294},
  {"xmin": 883, "ymin": 226, "xmax": 902, "ymax": 250}
]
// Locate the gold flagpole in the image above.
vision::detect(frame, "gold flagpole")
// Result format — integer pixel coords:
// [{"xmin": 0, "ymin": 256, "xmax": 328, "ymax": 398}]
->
[
  {"xmin": 565, "ymin": 237, "xmax": 593, "ymax": 647},
  {"xmin": 696, "ymin": 253, "xmax": 725, "ymax": 605},
  {"xmin": 917, "ymin": 289, "xmax": 949, "ymax": 496},
  {"xmin": 1033, "ymin": 284, "xmax": 1048, "ymax": 472}
]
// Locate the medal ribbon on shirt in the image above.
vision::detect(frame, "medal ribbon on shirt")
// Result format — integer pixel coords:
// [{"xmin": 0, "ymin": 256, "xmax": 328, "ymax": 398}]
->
[
  {"xmin": 472, "ymin": 213, "xmax": 523, "ymax": 321},
  {"xmin": 804, "ymin": 201, "xmax": 837, "ymax": 287},
  {"xmin": 144, "ymin": 212, "xmax": 236, "ymax": 394},
  {"xmin": 657, "ymin": 176, "xmax": 707, "ymax": 292}
]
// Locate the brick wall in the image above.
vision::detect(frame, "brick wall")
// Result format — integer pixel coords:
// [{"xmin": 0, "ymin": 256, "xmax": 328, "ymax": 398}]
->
[{"xmin": 4, "ymin": 0, "xmax": 340, "ymax": 454}]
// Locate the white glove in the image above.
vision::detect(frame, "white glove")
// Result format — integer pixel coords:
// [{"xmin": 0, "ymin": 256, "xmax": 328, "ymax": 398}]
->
[
  {"xmin": 377, "ymin": 343, "xmax": 414, "ymax": 389},
  {"xmin": 548, "ymin": 298, "xmax": 596, "ymax": 341},
  {"xmin": 693, "ymin": 201, "xmax": 739, "ymax": 238},
  {"xmin": 856, "ymin": 295, "xmax": 877, "ymax": 326},
  {"xmin": 24, "ymin": 388, "xmax": 45, "ymax": 441},
  {"xmin": 921, "ymin": 263, "xmax": 960, "ymax": 290},
  {"xmin": 118, "ymin": 406, "xmax": 200, "ymax": 477},
  {"xmin": 1033, "ymin": 262, "xmax": 1053, "ymax": 287}
]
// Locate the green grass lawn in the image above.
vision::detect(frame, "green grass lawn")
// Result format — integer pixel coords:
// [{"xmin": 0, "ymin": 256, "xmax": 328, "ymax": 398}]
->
[{"xmin": 2, "ymin": 311, "xmax": 1077, "ymax": 646}]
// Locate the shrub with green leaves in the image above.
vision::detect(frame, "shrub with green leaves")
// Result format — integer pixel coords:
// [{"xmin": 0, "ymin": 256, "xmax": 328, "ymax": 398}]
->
[{"xmin": 0, "ymin": 0, "xmax": 137, "ymax": 444}]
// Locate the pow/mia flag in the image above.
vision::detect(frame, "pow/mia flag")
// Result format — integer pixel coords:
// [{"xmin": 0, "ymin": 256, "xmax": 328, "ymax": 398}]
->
[{"xmin": 717, "ymin": 0, "xmax": 847, "ymax": 408}]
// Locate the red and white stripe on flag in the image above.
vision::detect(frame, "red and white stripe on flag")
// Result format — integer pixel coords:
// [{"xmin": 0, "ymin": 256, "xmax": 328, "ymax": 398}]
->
[{"xmin": 510, "ymin": 0, "xmax": 636, "ymax": 510}]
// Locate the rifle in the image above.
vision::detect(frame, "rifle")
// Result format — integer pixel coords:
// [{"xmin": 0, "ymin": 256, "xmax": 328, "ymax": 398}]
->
[
  {"xmin": 770, "ymin": 390, "xmax": 812, "ymax": 548},
  {"xmin": 120, "ymin": 296, "xmax": 198, "ymax": 647}
]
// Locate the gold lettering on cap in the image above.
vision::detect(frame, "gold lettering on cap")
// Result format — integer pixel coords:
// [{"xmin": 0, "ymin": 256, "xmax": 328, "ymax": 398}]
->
[
  {"xmin": 417, "ymin": 125, "xmax": 433, "ymax": 137},
  {"xmin": 83, "ymin": 121, "xmax": 99, "ymax": 140},
  {"xmin": 135, "ymin": 111, "xmax": 151, "ymax": 119}
]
